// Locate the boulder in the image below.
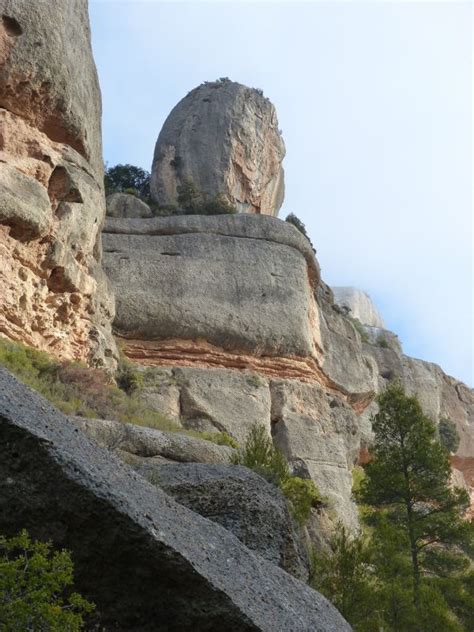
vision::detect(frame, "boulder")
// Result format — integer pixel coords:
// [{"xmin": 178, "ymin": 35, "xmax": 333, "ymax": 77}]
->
[
  {"xmin": 106, "ymin": 192, "xmax": 153, "ymax": 218},
  {"xmin": 71, "ymin": 416, "xmax": 235, "ymax": 465},
  {"xmin": 137, "ymin": 462, "xmax": 310, "ymax": 581},
  {"xmin": 150, "ymin": 79, "xmax": 285, "ymax": 216},
  {"xmin": 0, "ymin": 367, "xmax": 351, "ymax": 631},
  {"xmin": 0, "ymin": 0, "xmax": 116, "ymax": 369}
]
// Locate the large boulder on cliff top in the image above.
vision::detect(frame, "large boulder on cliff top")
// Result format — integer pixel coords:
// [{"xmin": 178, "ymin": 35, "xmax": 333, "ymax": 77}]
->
[
  {"xmin": 0, "ymin": 367, "xmax": 351, "ymax": 631},
  {"xmin": 0, "ymin": 0, "xmax": 116, "ymax": 369},
  {"xmin": 151, "ymin": 79, "xmax": 285, "ymax": 216}
]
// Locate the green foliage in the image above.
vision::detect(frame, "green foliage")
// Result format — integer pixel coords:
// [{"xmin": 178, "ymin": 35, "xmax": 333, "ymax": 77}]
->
[
  {"xmin": 176, "ymin": 178, "xmax": 237, "ymax": 215},
  {"xmin": 439, "ymin": 417, "xmax": 461, "ymax": 454},
  {"xmin": 350, "ymin": 317, "xmax": 369, "ymax": 343},
  {"xmin": 281, "ymin": 477, "xmax": 322, "ymax": 525},
  {"xmin": 285, "ymin": 213, "xmax": 309, "ymax": 238},
  {"xmin": 198, "ymin": 432, "xmax": 239, "ymax": 449},
  {"xmin": 104, "ymin": 163, "xmax": 150, "ymax": 198},
  {"xmin": 0, "ymin": 530, "xmax": 94, "ymax": 631},
  {"xmin": 231, "ymin": 423, "xmax": 290, "ymax": 487},
  {"xmin": 231, "ymin": 423, "xmax": 321, "ymax": 525},
  {"xmin": 376, "ymin": 334, "xmax": 389, "ymax": 348},
  {"xmin": 357, "ymin": 382, "xmax": 472, "ymax": 626},
  {"xmin": 176, "ymin": 178, "xmax": 202, "ymax": 212},
  {"xmin": 311, "ymin": 524, "xmax": 380, "ymax": 631},
  {"xmin": 0, "ymin": 338, "xmax": 235, "ymax": 447},
  {"xmin": 285, "ymin": 213, "xmax": 316, "ymax": 253}
]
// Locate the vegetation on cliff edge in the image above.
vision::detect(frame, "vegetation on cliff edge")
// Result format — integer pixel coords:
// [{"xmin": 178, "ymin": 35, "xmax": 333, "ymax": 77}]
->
[{"xmin": 312, "ymin": 383, "xmax": 473, "ymax": 631}]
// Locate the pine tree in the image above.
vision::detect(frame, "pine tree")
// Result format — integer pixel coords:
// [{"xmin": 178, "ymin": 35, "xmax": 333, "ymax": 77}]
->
[{"xmin": 358, "ymin": 383, "xmax": 472, "ymax": 625}]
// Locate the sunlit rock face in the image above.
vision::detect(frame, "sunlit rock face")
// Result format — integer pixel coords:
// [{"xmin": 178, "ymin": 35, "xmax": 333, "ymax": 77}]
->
[
  {"xmin": 150, "ymin": 79, "xmax": 285, "ymax": 216},
  {"xmin": 332, "ymin": 286, "xmax": 386, "ymax": 328},
  {"xmin": 0, "ymin": 0, "xmax": 116, "ymax": 368}
]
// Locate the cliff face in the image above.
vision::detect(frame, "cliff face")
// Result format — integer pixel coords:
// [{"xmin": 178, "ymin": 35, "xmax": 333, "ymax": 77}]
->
[
  {"xmin": 103, "ymin": 212, "xmax": 474, "ymax": 530},
  {"xmin": 0, "ymin": 0, "xmax": 116, "ymax": 368},
  {"xmin": 150, "ymin": 80, "xmax": 285, "ymax": 216}
]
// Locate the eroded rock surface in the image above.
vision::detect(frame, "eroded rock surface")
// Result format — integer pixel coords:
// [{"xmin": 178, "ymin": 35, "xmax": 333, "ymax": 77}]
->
[
  {"xmin": 103, "ymin": 214, "xmax": 321, "ymax": 361},
  {"xmin": 138, "ymin": 463, "xmax": 310, "ymax": 581},
  {"xmin": 0, "ymin": 368, "xmax": 351, "ymax": 631},
  {"xmin": 106, "ymin": 192, "xmax": 152, "ymax": 218},
  {"xmin": 150, "ymin": 79, "xmax": 285, "ymax": 216},
  {"xmin": 0, "ymin": 0, "xmax": 116, "ymax": 368}
]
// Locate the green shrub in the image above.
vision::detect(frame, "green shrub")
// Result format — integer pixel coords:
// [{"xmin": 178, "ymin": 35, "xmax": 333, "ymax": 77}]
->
[
  {"xmin": 376, "ymin": 334, "xmax": 389, "ymax": 349},
  {"xmin": 281, "ymin": 477, "xmax": 322, "ymax": 525},
  {"xmin": 350, "ymin": 318, "xmax": 369, "ymax": 343},
  {"xmin": 104, "ymin": 163, "xmax": 150, "ymax": 198},
  {"xmin": 0, "ymin": 530, "xmax": 94, "ymax": 631},
  {"xmin": 231, "ymin": 423, "xmax": 290, "ymax": 486},
  {"xmin": 438, "ymin": 417, "xmax": 460, "ymax": 454},
  {"xmin": 177, "ymin": 178, "xmax": 202, "ymax": 212},
  {"xmin": 198, "ymin": 432, "xmax": 239, "ymax": 449},
  {"xmin": 177, "ymin": 178, "xmax": 237, "ymax": 215}
]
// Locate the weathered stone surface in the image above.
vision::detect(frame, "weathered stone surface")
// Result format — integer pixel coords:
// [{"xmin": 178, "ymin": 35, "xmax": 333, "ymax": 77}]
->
[
  {"xmin": 151, "ymin": 79, "xmax": 285, "ymax": 216},
  {"xmin": 271, "ymin": 379, "xmax": 361, "ymax": 535},
  {"xmin": 71, "ymin": 416, "xmax": 234, "ymax": 465},
  {"xmin": 136, "ymin": 367, "xmax": 182, "ymax": 422},
  {"xmin": 0, "ymin": 0, "xmax": 116, "ymax": 369},
  {"xmin": 103, "ymin": 214, "xmax": 321, "ymax": 361},
  {"xmin": 332, "ymin": 286, "xmax": 386, "ymax": 328},
  {"xmin": 0, "ymin": 368, "xmax": 351, "ymax": 631},
  {"xmin": 175, "ymin": 367, "xmax": 271, "ymax": 445},
  {"xmin": 106, "ymin": 192, "xmax": 152, "ymax": 218},
  {"xmin": 137, "ymin": 462, "xmax": 310, "ymax": 581}
]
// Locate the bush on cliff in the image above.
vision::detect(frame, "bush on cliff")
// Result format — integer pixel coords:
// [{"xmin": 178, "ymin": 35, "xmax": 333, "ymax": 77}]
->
[
  {"xmin": 104, "ymin": 163, "xmax": 150, "ymax": 198},
  {"xmin": 177, "ymin": 178, "xmax": 237, "ymax": 215},
  {"xmin": 0, "ymin": 530, "xmax": 94, "ymax": 631},
  {"xmin": 232, "ymin": 423, "xmax": 322, "ymax": 524},
  {"xmin": 438, "ymin": 417, "xmax": 460, "ymax": 453},
  {"xmin": 314, "ymin": 384, "xmax": 473, "ymax": 631},
  {"xmin": 0, "ymin": 338, "xmax": 233, "ymax": 447}
]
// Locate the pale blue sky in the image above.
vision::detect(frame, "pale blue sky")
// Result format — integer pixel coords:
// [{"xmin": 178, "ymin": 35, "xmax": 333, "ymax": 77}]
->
[{"xmin": 90, "ymin": 1, "xmax": 473, "ymax": 386}]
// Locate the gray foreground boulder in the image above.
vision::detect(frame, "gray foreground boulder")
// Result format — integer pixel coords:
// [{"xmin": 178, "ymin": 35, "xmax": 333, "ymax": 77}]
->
[
  {"xmin": 138, "ymin": 463, "xmax": 310, "ymax": 581},
  {"xmin": 0, "ymin": 368, "xmax": 351, "ymax": 631}
]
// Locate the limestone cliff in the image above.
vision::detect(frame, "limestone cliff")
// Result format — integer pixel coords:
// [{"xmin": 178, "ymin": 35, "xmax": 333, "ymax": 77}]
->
[
  {"xmin": 102, "ymin": 212, "xmax": 474, "ymax": 531},
  {"xmin": 0, "ymin": 0, "xmax": 116, "ymax": 368},
  {"xmin": 150, "ymin": 80, "xmax": 285, "ymax": 216}
]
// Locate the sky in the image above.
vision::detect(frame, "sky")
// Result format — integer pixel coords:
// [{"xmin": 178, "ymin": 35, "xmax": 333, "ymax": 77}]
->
[{"xmin": 90, "ymin": 0, "xmax": 473, "ymax": 386}]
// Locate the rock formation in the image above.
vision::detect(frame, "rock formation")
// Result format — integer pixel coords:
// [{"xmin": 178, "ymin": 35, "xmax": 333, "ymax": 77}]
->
[
  {"xmin": 0, "ymin": 368, "xmax": 351, "ymax": 631},
  {"xmin": 150, "ymin": 80, "xmax": 285, "ymax": 216},
  {"xmin": 332, "ymin": 287, "xmax": 385, "ymax": 328},
  {"xmin": 102, "ymin": 212, "xmax": 474, "ymax": 529},
  {"xmin": 106, "ymin": 192, "xmax": 152, "ymax": 218},
  {"xmin": 0, "ymin": 0, "xmax": 116, "ymax": 368},
  {"xmin": 102, "ymin": 214, "xmax": 375, "ymax": 534}
]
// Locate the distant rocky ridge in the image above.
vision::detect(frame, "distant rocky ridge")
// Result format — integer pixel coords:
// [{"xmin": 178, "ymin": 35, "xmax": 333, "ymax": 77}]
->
[
  {"xmin": 332, "ymin": 287, "xmax": 386, "ymax": 329},
  {"xmin": 151, "ymin": 80, "xmax": 285, "ymax": 216},
  {"xmin": 0, "ymin": 0, "xmax": 116, "ymax": 369}
]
